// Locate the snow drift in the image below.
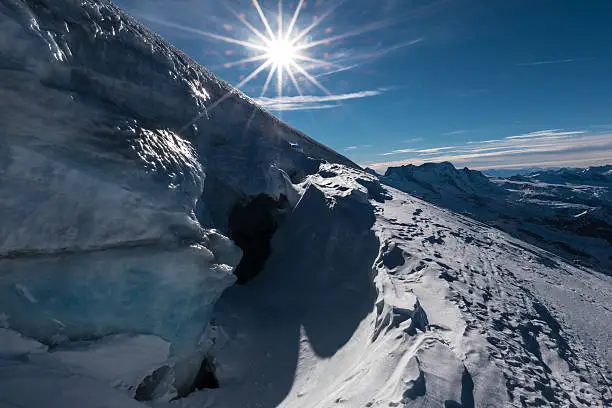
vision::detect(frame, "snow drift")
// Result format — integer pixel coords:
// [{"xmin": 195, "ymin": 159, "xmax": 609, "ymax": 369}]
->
[{"xmin": 1, "ymin": 1, "xmax": 610, "ymax": 407}]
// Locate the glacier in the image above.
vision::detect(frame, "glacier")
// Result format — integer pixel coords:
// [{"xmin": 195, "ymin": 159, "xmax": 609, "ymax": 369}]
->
[{"xmin": 1, "ymin": 0, "xmax": 611, "ymax": 407}]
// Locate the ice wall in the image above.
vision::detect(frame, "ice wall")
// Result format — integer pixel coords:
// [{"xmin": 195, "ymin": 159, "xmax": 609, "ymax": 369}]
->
[{"xmin": 0, "ymin": 0, "xmax": 349, "ymax": 360}]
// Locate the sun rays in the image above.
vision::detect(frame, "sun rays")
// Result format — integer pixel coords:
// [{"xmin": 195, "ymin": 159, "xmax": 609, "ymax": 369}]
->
[{"xmin": 205, "ymin": 0, "xmax": 344, "ymax": 100}]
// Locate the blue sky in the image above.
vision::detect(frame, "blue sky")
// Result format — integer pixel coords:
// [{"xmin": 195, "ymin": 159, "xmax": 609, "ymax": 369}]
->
[{"xmin": 116, "ymin": 0, "xmax": 612, "ymax": 171}]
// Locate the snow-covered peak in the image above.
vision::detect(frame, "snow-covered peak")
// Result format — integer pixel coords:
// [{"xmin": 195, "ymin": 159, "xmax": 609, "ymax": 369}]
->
[
  {"xmin": 384, "ymin": 161, "xmax": 496, "ymax": 189},
  {"xmin": 381, "ymin": 161, "xmax": 503, "ymax": 212},
  {"xmin": 511, "ymin": 165, "xmax": 612, "ymax": 187}
]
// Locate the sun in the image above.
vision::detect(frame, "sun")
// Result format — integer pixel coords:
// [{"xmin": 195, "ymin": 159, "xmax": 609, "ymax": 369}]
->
[
  {"xmin": 266, "ymin": 38, "xmax": 299, "ymax": 67},
  {"xmin": 184, "ymin": 0, "xmax": 391, "ymax": 112},
  {"xmin": 196, "ymin": 0, "xmax": 337, "ymax": 100}
]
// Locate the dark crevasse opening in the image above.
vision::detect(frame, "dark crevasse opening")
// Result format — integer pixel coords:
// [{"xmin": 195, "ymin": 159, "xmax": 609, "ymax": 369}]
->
[
  {"xmin": 134, "ymin": 358, "xmax": 219, "ymax": 401},
  {"xmin": 187, "ymin": 358, "xmax": 219, "ymax": 393},
  {"xmin": 228, "ymin": 194, "xmax": 290, "ymax": 284},
  {"xmin": 134, "ymin": 365, "xmax": 172, "ymax": 401}
]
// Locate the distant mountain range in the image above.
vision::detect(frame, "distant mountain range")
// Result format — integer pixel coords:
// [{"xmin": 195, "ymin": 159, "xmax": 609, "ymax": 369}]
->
[
  {"xmin": 377, "ymin": 163, "xmax": 612, "ymax": 275},
  {"xmin": 481, "ymin": 167, "xmax": 557, "ymax": 178}
]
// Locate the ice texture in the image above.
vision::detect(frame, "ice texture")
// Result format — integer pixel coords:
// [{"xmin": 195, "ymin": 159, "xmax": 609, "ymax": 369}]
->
[{"xmin": 0, "ymin": 0, "xmax": 348, "ymax": 353}]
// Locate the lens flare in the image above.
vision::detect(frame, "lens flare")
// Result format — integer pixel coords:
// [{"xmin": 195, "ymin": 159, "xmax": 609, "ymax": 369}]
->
[{"xmin": 204, "ymin": 0, "xmax": 348, "ymax": 100}]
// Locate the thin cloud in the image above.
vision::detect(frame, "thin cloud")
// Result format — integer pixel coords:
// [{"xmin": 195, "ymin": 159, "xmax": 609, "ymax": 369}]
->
[
  {"xmin": 344, "ymin": 145, "xmax": 373, "ymax": 151},
  {"xmin": 313, "ymin": 64, "xmax": 360, "ymax": 78},
  {"xmin": 442, "ymin": 129, "xmax": 467, "ymax": 136},
  {"xmin": 505, "ymin": 129, "xmax": 585, "ymax": 140},
  {"xmin": 417, "ymin": 146, "xmax": 458, "ymax": 154},
  {"xmin": 381, "ymin": 145, "xmax": 457, "ymax": 156},
  {"xmin": 381, "ymin": 148, "xmax": 415, "ymax": 155},
  {"xmin": 403, "ymin": 137, "xmax": 424, "ymax": 143},
  {"xmin": 256, "ymin": 88, "xmax": 388, "ymax": 111},
  {"xmin": 367, "ymin": 130, "xmax": 611, "ymax": 171},
  {"xmin": 516, "ymin": 58, "xmax": 593, "ymax": 67},
  {"xmin": 338, "ymin": 38, "xmax": 424, "ymax": 63},
  {"xmin": 314, "ymin": 38, "xmax": 423, "ymax": 77},
  {"xmin": 467, "ymin": 139, "xmax": 500, "ymax": 144}
]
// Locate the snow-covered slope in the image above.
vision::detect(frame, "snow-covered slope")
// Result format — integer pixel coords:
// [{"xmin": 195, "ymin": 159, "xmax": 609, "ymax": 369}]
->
[
  {"xmin": 170, "ymin": 165, "xmax": 611, "ymax": 408},
  {"xmin": 381, "ymin": 162, "xmax": 612, "ymax": 274},
  {"xmin": 1, "ymin": 1, "xmax": 611, "ymax": 407}
]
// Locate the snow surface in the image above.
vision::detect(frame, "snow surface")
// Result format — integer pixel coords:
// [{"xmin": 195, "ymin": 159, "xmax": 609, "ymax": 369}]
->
[
  {"xmin": 1, "ymin": 1, "xmax": 611, "ymax": 407},
  {"xmin": 155, "ymin": 165, "xmax": 611, "ymax": 408}
]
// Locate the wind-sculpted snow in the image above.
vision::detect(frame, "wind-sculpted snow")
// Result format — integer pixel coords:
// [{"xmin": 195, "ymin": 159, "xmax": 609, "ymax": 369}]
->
[
  {"xmin": 1, "ymin": 1, "xmax": 611, "ymax": 407},
  {"xmin": 163, "ymin": 165, "xmax": 611, "ymax": 407}
]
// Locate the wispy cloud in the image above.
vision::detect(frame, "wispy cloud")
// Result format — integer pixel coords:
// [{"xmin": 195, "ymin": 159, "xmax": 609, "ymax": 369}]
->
[
  {"xmin": 442, "ymin": 129, "xmax": 467, "ymax": 136},
  {"xmin": 403, "ymin": 137, "xmax": 424, "ymax": 143},
  {"xmin": 313, "ymin": 64, "xmax": 360, "ymax": 78},
  {"xmin": 381, "ymin": 145, "xmax": 457, "ymax": 156},
  {"xmin": 366, "ymin": 129, "xmax": 612, "ymax": 171},
  {"xmin": 467, "ymin": 139, "xmax": 500, "ymax": 144},
  {"xmin": 312, "ymin": 38, "xmax": 423, "ymax": 78},
  {"xmin": 515, "ymin": 58, "xmax": 593, "ymax": 67},
  {"xmin": 338, "ymin": 38, "xmax": 424, "ymax": 63},
  {"xmin": 381, "ymin": 148, "xmax": 415, "ymax": 155},
  {"xmin": 344, "ymin": 145, "xmax": 373, "ymax": 151},
  {"xmin": 505, "ymin": 129, "xmax": 585, "ymax": 140},
  {"xmin": 255, "ymin": 88, "xmax": 388, "ymax": 111},
  {"xmin": 312, "ymin": 38, "xmax": 422, "ymax": 78}
]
